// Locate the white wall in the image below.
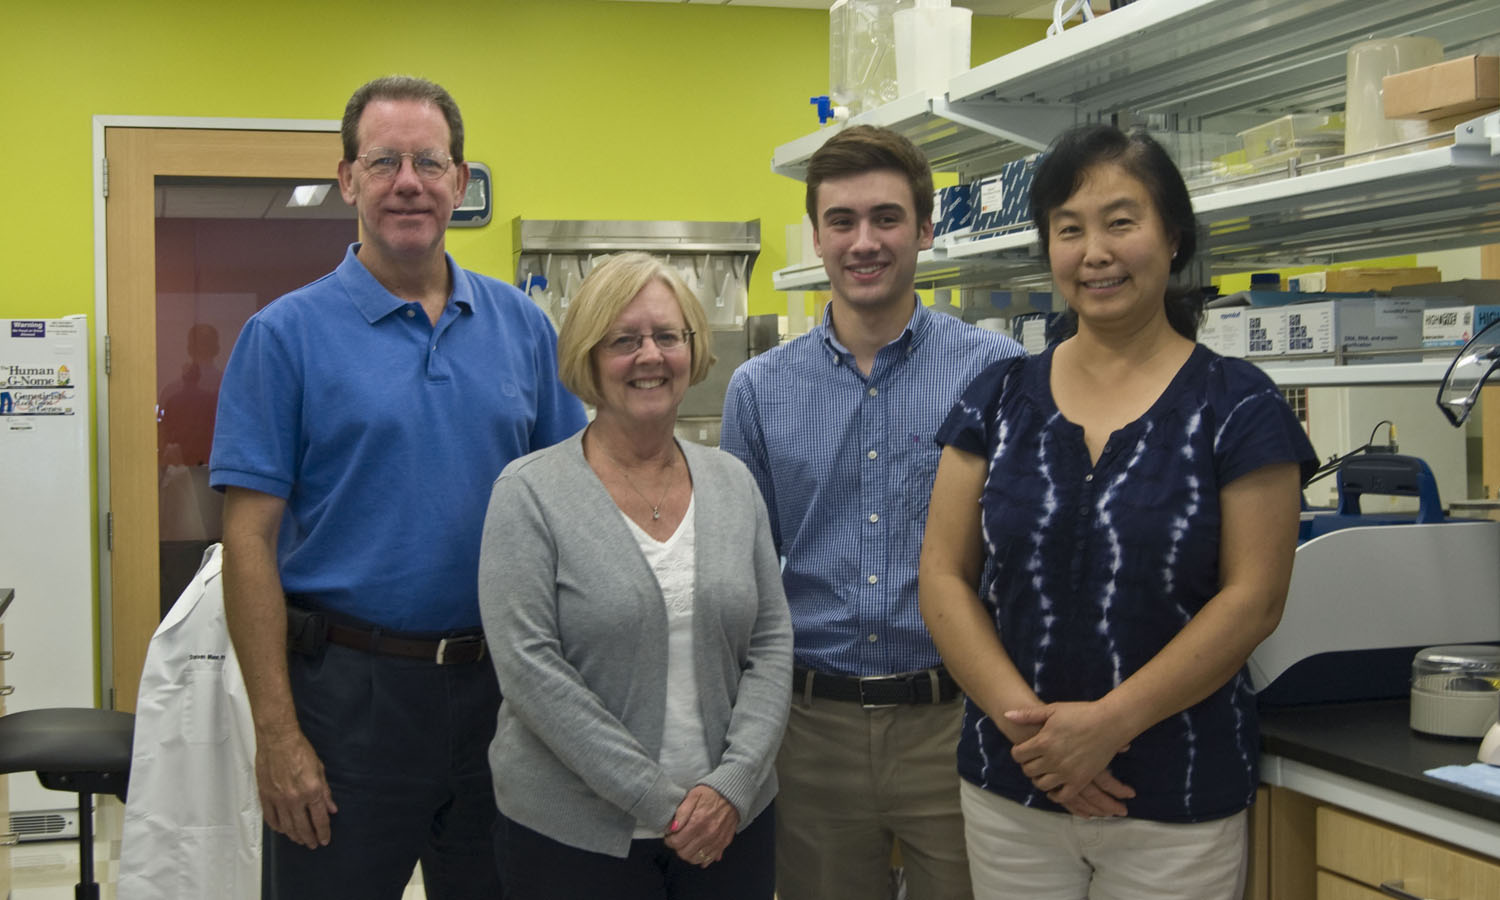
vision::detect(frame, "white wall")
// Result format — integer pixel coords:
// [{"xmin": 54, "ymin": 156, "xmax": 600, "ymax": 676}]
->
[{"xmin": 1304, "ymin": 385, "xmax": 1467, "ymax": 511}]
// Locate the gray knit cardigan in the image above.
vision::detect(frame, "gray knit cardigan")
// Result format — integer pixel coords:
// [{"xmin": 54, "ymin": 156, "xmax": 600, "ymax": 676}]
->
[{"xmin": 478, "ymin": 430, "xmax": 793, "ymax": 858}]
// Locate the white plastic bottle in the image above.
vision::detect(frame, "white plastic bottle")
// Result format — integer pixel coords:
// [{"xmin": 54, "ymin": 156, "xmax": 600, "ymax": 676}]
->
[{"xmin": 893, "ymin": 0, "xmax": 972, "ymax": 99}]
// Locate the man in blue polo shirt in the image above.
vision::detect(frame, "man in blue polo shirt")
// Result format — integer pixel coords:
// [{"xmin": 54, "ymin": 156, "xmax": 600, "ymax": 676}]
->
[
  {"xmin": 210, "ymin": 75, "xmax": 585, "ymax": 899},
  {"xmin": 721, "ymin": 126, "xmax": 1024, "ymax": 900}
]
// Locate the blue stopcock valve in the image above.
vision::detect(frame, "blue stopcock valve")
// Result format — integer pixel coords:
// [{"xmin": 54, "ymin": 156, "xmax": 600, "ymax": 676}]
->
[{"xmin": 809, "ymin": 96, "xmax": 851, "ymax": 126}]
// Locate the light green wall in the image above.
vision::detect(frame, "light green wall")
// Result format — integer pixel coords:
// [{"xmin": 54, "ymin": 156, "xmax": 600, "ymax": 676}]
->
[
  {"xmin": 0, "ymin": 2, "xmax": 1042, "ymax": 675},
  {"xmin": 1, "ymin": 0, "xmax": 1046, "ymax": 325}
]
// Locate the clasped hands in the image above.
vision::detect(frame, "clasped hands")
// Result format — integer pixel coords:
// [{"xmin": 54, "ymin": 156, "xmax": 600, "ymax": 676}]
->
[
  {"xmin": 663, "ymin": 784, "xmax": 739, "ymax": 868},
  {"xmin": 1004, "ymin": 700, "xmax": 1135, "ymax": 819}
]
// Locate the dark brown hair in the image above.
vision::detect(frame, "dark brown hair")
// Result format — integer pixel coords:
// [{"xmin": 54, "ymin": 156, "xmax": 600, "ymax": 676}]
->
[
  {"xmin": 341, "ymin": 75, "xmax": 464, "ymax": 163},
  {"xmin": 805, "ymin": 125, "xmax": 934, "ymax": 228},
  {"xmin": 1030, "ymin": 124, "xmax": 1202, "ymax": 339}
]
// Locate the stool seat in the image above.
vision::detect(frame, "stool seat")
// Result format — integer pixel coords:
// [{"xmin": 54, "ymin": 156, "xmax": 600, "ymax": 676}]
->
[
  {"xmin": 0, "ymin": 708, "xmax": 135, "ymax": 776},
  {"xmin": 0, "ymin": 707, "xmax": 134, "ymax": 900}
]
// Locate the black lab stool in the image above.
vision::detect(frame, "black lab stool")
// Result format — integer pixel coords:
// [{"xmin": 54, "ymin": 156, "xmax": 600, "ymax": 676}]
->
[{"xmin": 0, "ymin": 708, "xmax": 135, "ymax": 900}]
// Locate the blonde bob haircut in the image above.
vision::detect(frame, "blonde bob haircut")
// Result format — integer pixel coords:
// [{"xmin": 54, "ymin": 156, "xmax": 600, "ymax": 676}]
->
[{"xmin": 556, "ymin": 251, "xmax": 716, "ymax": 408}]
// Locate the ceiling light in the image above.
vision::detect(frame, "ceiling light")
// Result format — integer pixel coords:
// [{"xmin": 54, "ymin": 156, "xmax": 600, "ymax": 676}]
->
[{"xmin": 287, "ymin": 184, "xmax": 332, "ymax": 208}]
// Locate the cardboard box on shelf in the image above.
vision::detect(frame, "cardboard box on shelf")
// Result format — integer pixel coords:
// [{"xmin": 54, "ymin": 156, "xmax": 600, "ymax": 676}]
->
[
  {"xmin": 932, "ymin": 183, "xmax": 979, "ymax": 238},
  {"xmin": 1391, "ymin": 279, "xmax": 1500, "ymax": 305},
  {"xmin": 1382, "ymin": 55, "xmax": 1500, "ymax": 121},
  {"xmin": 1011, "ymin": 311, "xmax": 1061, "ymax": 355},
  {"xmin": 1221, "ymin": 297, "xmax": 1430, "ymax": 360},
  {"xmin": 1332, "ymin": 298, "xmax": 1431, "ymax": 360},
  {"xmin": 1200, "ymin": 308, "xmax": 1248, "ymax": 358},
  {"xmin": 1245, "ymin": 307, "xmax": 1280, "ymax": 358},
  {"xmin": 972, "ymin": 155, "xmax": 1041, "ymax": 236},
  {"xmin": 1421, "ymin": 305, "xmax": 1500, "ymax": 348},
  {"xmin": 1423, "ymin": 108, "xmax": 1498, "ymax": 139},
  {"xmin": 1287, "ymin": 267, "xmax": 1442, "ymax": 294}
]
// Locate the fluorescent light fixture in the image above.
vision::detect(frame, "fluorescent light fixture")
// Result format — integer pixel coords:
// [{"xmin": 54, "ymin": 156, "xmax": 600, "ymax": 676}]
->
[{"xmin": 288, "ymin": 184, "xmax": 332, "ymax": 208}]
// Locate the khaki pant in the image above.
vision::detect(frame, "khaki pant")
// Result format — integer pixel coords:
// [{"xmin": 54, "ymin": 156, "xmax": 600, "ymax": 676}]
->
[
  {"xmin": 961, "ymin": 780, "xmax": 1248, "ymax": 900},
  {"xmin": 774, "ymin": 697, "xmax": 972, "ymax": 900}
]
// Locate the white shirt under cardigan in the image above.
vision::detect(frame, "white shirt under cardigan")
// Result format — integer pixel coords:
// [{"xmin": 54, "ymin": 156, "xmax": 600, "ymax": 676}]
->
[
  {"xmin": 622, "ymin": 496, "xmax": 712, "ymax": 838},
  {"xmin": 478, "ymin": 431, "xmax": 794, "ymax": 858}
]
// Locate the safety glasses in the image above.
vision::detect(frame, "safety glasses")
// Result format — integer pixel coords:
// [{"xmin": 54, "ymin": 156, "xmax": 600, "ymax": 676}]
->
[{"xmin": 1437, "ymin": 316, "xmax": 1500, "ymax": 427}]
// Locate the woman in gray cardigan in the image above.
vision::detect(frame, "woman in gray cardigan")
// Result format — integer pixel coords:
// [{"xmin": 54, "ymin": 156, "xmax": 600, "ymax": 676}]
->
[{"xmin": 478, "ymin": 252, "xmax": 793, "ymax": 899}]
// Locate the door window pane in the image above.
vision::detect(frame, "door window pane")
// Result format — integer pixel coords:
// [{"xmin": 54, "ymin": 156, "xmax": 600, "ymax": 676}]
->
[{"xmin": 155, "ymin": 177, "xmax": 357, "ymax": 616}]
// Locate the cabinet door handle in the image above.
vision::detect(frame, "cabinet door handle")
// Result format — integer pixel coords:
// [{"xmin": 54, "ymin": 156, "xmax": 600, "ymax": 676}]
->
[
  {"xmin": 1379, "ymin": 880, "xmax": 1452, "ymax": 900},
  {"xmin": 0, "ymin": 650, "xmax": 13, "ymax": 660},
  {"xmin": 0, "ymin": 685, "xmax": 12, "ymax": 696},
  {"xmin": 0, "ymin": 832, "xmax": 17, "ymax": 847}
]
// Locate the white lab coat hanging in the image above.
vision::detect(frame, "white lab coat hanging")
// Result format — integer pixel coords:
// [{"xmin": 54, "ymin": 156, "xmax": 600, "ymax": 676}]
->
[{"xmin": 118, "ymin": 543, "xmax": 260, "ymax": 899}]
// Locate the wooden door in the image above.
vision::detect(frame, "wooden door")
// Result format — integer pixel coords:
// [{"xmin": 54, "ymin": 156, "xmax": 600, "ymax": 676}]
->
[{"xmin": 105, "ymin": 127, "xmax": 346, "ymax": 711}]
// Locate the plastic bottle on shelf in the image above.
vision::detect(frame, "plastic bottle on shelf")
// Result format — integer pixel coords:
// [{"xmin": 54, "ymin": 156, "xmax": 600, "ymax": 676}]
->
[
  {"xmin": 1345, "ymin": 37, "xmax": 1443, "ymax": 163},
  {"xmin": 893, "ymin": 0, "xmax": 971, "ymax": 99},
  {"xmin": 829, "ymin": 0, "xmax": 910, "ymax": 115}
]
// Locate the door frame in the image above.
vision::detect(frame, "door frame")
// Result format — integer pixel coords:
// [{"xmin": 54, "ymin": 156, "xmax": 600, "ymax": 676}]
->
[{"xmin": 91, "ymin": 115, "xmax": 340, "ymax": 710}]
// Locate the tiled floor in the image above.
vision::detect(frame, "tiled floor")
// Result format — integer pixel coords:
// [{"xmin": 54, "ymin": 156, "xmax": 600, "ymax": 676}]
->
[{"xmin": 8, "ymin": 796, "xmax": 426, "ymax": 899}]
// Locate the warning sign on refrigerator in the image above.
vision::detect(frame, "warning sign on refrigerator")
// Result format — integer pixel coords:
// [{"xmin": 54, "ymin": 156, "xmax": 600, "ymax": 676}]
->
[{"xmin": 2, "ymin": 319, "xmax": 84, "ymax": 416}]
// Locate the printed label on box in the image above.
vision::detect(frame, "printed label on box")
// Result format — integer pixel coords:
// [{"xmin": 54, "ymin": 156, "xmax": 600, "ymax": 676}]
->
[
  {"xmin": 1282, "ymin": 303, "xmax": 1335, "ymax": 355},
  {"xmin": 1200, "ymin": 309, "xmax": 1247, "ymax": 358},
  {"xmin": 1247, "ymin": 310, "xmax": 1276, "ymax": 355}
]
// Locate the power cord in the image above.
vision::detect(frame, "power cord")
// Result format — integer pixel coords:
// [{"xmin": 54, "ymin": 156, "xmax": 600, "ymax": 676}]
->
[
  {"xmin": 1304, "ymin": 420, "xmax": 1398, "ymax": 487},
  {"xmin": 1048, "ymin": 0, "xmax": 1096, "ymax": 36}
]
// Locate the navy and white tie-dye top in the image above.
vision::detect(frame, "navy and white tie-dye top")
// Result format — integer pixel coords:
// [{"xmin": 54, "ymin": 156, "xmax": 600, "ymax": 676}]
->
[{"xmin": 935, "ymin": 343, "xmax": 1317, "ymax": 823}]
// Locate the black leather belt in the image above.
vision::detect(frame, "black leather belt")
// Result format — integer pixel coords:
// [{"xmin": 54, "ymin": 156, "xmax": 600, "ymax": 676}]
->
[
  {"xmin": 324, "ymin": 622, "xmax": 487, "ymax": 665},
  {"xmin": 286, "ymin": 602, "xmax": 487, "ymax": 665},
  {"xmin": 793, "ymin": 666, "xmax": 959, "ymax": 708}
]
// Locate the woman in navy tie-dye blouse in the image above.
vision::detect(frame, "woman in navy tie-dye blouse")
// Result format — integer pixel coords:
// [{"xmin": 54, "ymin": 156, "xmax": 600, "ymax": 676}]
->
[{"xmin": 919, "ymin": 124, "xmax": 1317, "ymax": 900}]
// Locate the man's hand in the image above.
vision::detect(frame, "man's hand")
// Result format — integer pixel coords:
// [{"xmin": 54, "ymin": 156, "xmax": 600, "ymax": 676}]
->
[
  {"xmin": 663, "ymin": 785, "xmax": 739, "ymax": 867},
  {"xmin": 255, "ymin": 728, "xmax": 338, "ymax": 849}
]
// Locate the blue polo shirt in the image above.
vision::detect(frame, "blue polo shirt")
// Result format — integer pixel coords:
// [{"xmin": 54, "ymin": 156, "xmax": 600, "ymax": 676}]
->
[
  {"xmin": 210, "ymin": 244, "xmax": 587, "ymax": 631},
  {"xmin": 936, "ymin": 344, "xmax": 1316, "ymax": 822},
  {"xmin": 722, "ymin": 302, "xmax": 1023, "ymax": 676}
]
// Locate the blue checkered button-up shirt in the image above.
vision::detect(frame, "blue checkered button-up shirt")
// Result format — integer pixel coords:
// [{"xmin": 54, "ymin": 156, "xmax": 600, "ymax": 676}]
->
[{"xmin": 721, "ymin": 302, "xmax": 1023, "ymax": 676}]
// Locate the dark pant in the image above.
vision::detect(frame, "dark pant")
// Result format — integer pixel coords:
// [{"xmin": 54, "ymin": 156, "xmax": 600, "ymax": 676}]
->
[
  {"xmin": 262, "ymin": 641, "xmax": 502, "ymax": 900},
  {"xmin": 494, "ymin": 806, "xmax": 775, "ymax": 900}
]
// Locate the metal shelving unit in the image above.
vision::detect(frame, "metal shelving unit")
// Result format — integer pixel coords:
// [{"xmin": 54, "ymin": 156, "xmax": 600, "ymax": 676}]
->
[
  {"xmin": 769, "ymin": 0, "xmax": 1500, "ymax": 385},
  {"xmin": 773, "ymin": 0, "xmax": 1500, "ymax": 178},
  {"xmin": 1254, "ymin": 359, "xmax": 1452, "ymax": 388},
  {"xmin": 777, "ymin": 115, "xmax": 1500, "ymax": 289}
]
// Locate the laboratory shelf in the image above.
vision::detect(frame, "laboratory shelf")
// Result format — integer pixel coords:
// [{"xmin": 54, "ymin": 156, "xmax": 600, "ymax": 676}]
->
[
  {"xmin": 772, "ymin": 0, "xmax": 1500, "ymax": 179},
  {"xmin": 777, "ymin": 117, "xmax": 1500, "ymax": 293},
  {"xmin": 946, "ymin": 0, "xmax": 1497, "ymax": 140},
  {"xmin": 771, "ymin": 247, "xmax": 1042, "ymax": 292},
  {"xmin": 1195, "ymin": 123, "xmax": 1500, "ymax": 268},
  {"xmin": 768, "ymin": 0, "xmax": 1500, "ymax": 387},
  {"xmin": 772, "ymin": 95, "xmax": 1034, "ymax": 182},
  {"xmin": 1253, "ymin": 360, "xmax": 1452, "ymax": 388}
]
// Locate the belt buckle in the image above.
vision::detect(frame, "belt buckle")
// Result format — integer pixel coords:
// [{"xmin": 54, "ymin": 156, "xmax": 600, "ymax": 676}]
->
[
  {"xmin": 435, "ymin": 635, "xmax": 485, "ymax": 665},
  {"xmin": 858, "ymin": 675, "xmax": 902, "ymax": 710}
]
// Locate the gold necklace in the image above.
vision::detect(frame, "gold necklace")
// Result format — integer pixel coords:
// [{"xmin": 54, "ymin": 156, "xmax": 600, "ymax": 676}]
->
[{"xmin": 606, "ymin": 449, "xmax": 676, "ymax": 521}]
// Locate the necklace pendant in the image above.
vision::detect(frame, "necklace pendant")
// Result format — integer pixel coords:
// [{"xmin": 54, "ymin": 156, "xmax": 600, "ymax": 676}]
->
[{"xmin": 652, "ymin": 509, "xmax": 661, "ymax": 520}]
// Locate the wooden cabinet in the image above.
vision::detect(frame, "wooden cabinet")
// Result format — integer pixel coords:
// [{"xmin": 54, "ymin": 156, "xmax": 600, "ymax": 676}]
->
[
  {"xmin": 1250, "ymin": 786, "xmax": 1500, "ymax": 900},
  {"xmin": 1245, "ymin": 785, "xmax": 1318, "ymax": 900},
  {"xmin": 1315, "ymin": 871, "xmax": 1388, "ymax": 900},
  {"xmin": 1317, "ymin": 805, "xmax": 1500, "ymax": 899}
]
